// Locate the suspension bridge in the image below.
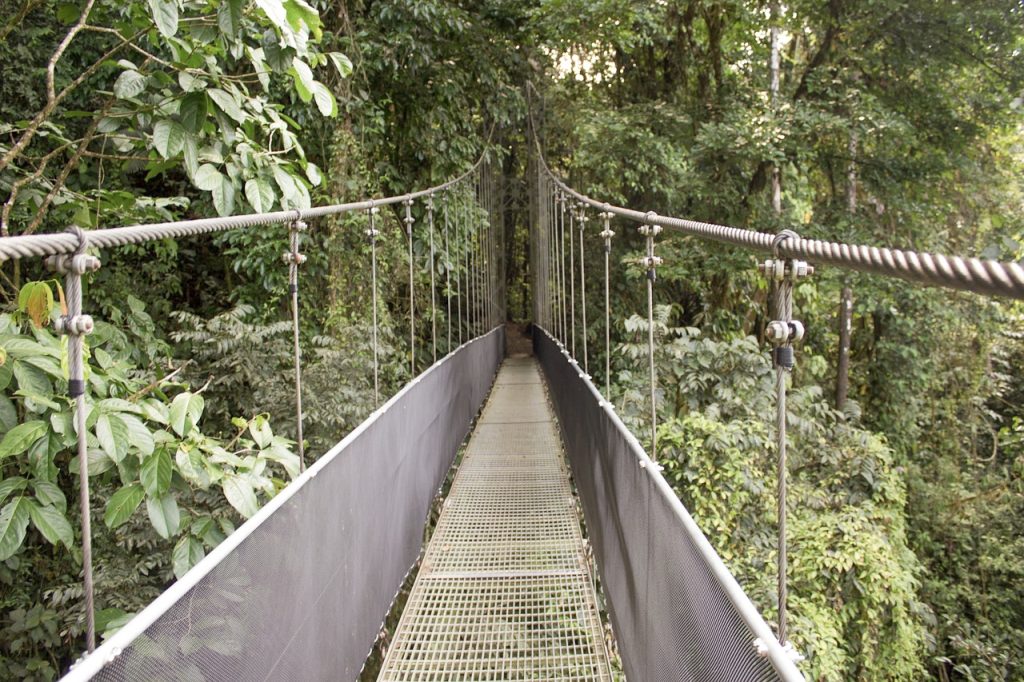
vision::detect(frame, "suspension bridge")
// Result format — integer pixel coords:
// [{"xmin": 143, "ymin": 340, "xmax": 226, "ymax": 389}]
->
[{"xmin": 1, "ymin": 135, "xmax": 1021, "ymax": 682}]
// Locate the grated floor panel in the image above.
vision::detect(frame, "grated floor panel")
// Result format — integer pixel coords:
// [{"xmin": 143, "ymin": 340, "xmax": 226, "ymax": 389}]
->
[{"xmin": 377, "ymin": 357, "xmax": 612, "ymax": 681}]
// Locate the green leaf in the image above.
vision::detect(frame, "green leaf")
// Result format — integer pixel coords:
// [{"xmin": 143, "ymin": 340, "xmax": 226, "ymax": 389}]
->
[
  {"xmin": 147, "ymin": 0, "xmax": 178, "ymax": 37},
  {"xmin": 18, "ymin": 282, "xmax": 54, "ymax": 327},
  {"xmin": 0, "ymin": 395, "xmax": 14, "ymax": 432},
  {"xmin": 140, "ymin": 450, "xmax": 172, "ymax": 496},
  {"xmin": 222, "ymin": 476, "xmax": 258, "ymax": 518},
  {"xmin": 0, "ymin": 421, "xmax": 47, "ymax": 460},
  {"xmin": 168, "ymin": 393, "xmax": 191, "ymax": 436},
  {"xmin": 179, "ymin": 92, "xmax": 208, "ymax": 133},
  {"xmin": 172, "ymin": 535, "xmax": 205, "ymax": 579},
  {"xmin": 153, "ymin": 119, "xmax": 186, "ymax": 159},
  {"xmin": 121, "ymin": 414, "xmax": 155, "ymax": 456},
  {"xmin": 310, "ymin": 82, "xmax": 337, "ymax": 117},
  {"xmin": 12, "ymin": 361, "xmax": 50, "ymax": 399},
  {"xmin": 283, "ymin": 0, "xmax": 321, "ymax": 39},
  {"xmin": 146, "ymin": 493, "xmax": 180, "ymax": 539},
  {"xmin": 207, "ymin": 88, "xmax": 247, "ymax": 124},
  {"xmin": 0, "ymin": 497, "xmax": 30, "ymax": 560},
  {"xmin": 113, "ymin": 70, "xmax": 147, "ymax": 100},
  {"xmin": 104, "ymin": 483, "xmax": 144, "ymax": 528},
  {"xmin": 96, "ymin": 608, "xmax": 132, "ymax": 635},
  {"xmin": 245, "ymin": 178, "xmax": 275, "ymax": 213},
  {"xmin": 32, "ymin": 480, "xmax": 66, "ymax": 513},
  {"xmin": 289, "ymin": 60, "xmax": 314, "ymax": 103},
  {"xmin": 255, "ymin": 0, "xmax": 287, "ymax": 28},
  {"xmin": 95, "ymin": 413, "xmax": 129, "ymax": 463},
  {"xmin": 217, "ymin": 0, "xmax": 243, "ymax": 37},
  {"xmin": 29, "ymin": 501, "xmax": 73, "ymax": 549},
  {"xmin": 0, "ymin": 477, "xmax": 28, "ymax": 505},
  {"xmin": 327, "ymin": 52, "xmax": 352, "ymax": 79},
  {"xmin": 194, "ymin": 164, "xmax": 223, "ymax": 192},
  {"xmin": 212, "ymin": 176, "xmax": 236, "ymax": 217},
  {"xmin": 249, "ymin": 415, "xmax": 272, "ymax": 449},
  {"xmin": 183, "ymin": 133, "xmax": 199, "ymax": 179}
]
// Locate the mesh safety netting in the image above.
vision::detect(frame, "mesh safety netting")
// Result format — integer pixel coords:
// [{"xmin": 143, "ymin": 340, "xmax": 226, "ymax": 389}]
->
[
  {"xmin": 534, "ymin": 327, "xmax": 803, "ymax": 682},
  {"xmin": 66, "ymin": 328, "xmax": 505, "ymax": 682}
]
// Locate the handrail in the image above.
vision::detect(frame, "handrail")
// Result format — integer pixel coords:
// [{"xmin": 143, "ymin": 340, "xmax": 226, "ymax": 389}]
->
[
  {"xmin": 535, "ymin": 142, "xmax": 1024, "ymax": 300},
  {"xmin": 0, "ymin": 152, "xmax": 486, "ymax": 261}
]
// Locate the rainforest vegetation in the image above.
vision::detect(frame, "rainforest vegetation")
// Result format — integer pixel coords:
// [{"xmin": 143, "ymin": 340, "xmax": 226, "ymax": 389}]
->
[{"xmin": 0, "ymin": 0, "xmax": 1022, "ymax": 679}]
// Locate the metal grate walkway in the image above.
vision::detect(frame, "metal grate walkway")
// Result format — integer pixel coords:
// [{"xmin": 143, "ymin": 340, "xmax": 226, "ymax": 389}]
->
[{"xmin": 377, "ymin": 356, "xmax": 613, "ymax": 681}]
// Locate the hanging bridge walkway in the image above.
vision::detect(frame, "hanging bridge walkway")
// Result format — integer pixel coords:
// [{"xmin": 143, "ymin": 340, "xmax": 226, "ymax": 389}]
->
[
  {"xmin": 2, "ymin": 134, "xmax": 1022, "ymax": 682},
  {"xmin": 378, "ymin": 355, "xmax": 612, "ymax": 681}
]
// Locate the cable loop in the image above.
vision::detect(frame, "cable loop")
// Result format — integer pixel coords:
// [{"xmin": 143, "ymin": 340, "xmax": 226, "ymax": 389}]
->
[{"xmin": 772, "ymin": 229, "xmax": 799, "ymax": 258}]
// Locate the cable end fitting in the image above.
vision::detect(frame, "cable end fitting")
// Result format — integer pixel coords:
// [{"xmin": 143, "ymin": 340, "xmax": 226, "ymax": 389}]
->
[
  {"xmin": 54, "ymin": 314, "xmax": 94, "ymax": 337},
  {"xmin": 45, "ymin": 253, "xmax": 101, "ymax": 276}
]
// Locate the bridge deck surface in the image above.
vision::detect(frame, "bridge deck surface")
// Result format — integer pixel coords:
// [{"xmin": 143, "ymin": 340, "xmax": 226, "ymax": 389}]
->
[{"xmin": 377, "ymin": 356, "xmax": 613, "ymax": 681}]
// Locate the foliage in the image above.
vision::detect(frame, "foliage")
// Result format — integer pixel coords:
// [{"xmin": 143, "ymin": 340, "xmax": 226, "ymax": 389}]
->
[
  {"xmin": 612, "ymin": 307, "xmax": 927, "ymax": 679},
  {"xmin": 0, "ymin": 284, "xmax": 296, "ymax": 676}
]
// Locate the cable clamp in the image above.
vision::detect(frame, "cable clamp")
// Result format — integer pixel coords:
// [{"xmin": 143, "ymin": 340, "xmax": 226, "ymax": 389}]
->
[
  {"xmin": 282, "ymin": 252, "xmax": 307, "ymax": 266},
  {"xmin": 54, "ymin": 314, "xmax": 94, "ymax": 337},
  {"xmin": 642, "ymin": 256, "xmax": 663, "ymax": 269},
  {"xmin": 754, "ymin": 638, "xmax": 805, "ymax": 663},
  {"xmin": 766, "ymin": 320, "xmax": 804, "ymax": 344},
  {"xmin": 365, "ymin": 227, "xmax": 380, "ymax": 239},
  {"xmin": 45, "ymin": 253, "xmax": 101, "ymax": 276},
  {"xmin": 289, "ymin": 219, "xmax": 308, "ymax": 232},
  {"xmin": 758, "ymin": 258, "xmax": 813, "ymax": 282}
]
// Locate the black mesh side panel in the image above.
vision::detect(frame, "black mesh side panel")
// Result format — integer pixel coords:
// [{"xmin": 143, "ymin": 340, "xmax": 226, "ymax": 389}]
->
[
  {"xmin": 535, "ymin": 329, "xmax": 784, "ymax": 681},
  {"xmin": 88, "ymin": 329, "xmax": 505, "ymax": 681}
]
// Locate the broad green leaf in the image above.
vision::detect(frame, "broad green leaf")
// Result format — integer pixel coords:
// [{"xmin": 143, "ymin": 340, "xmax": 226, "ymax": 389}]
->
[
  {"xmin": 32, "ymin": 480, "xmax": 66, "ymax": 513},
  {"xmin": 194, "ymin": 164, "xmax": 222, "ymax": 192},
  {"xmin": 153, "ymin": 119, "xmax": 186, "ymax": 159},
  {"xmin": 169, "ymin": 393, "xmax": 191, "ymax": 436},
  {"xmin": 247, "ymin": 47, "xmax": 271, "ymax": 91},
  {"xmin": 311, "ymin": 82, "xmax": 337, "ymax": 117},
  {"xmin": 4, "ymin": 337, "xmax": 59, "ymax": 360},
  {"xmin": 212, "ymin": 176, "xmax": 236, "ymax": 217},
  {"xmin": 146, "ymin": 493, "xmax": 180, "ymax": 539},
  {"xmin": 179, "ymin": 92, "xmax": 208, "ymax": 133},
  {"xmin": 95, "ymin": 413, "xmax": 128, "ymax": 463},
  {"xmin": 289, "ymin": 60, "xmax": 314, "ymax": 103},
  {"xmin": 217, "ymin": 0, "xmax": 243, "ymax": 37},
  {"xmin": 207, "ymin": 88, "xmax": 246, "ymax": 124},
  {"xmin": 283, "ymin": 0, "xmax": 321, "ymax": 39},
  {"xmin": 327, "ymin": 52, "xmax": 352, "ymax": 79},
  {"xmin": 29, "ymin": 501, "xmax": 73, "ymax": 549},
  {"xmin": 261, "ymin": 444, "xmax": 299, "ymax": 479},
  {"xmin": 96, "ymin": 608, "xmax": 132, "ymax": 635},
  {"xmin": 249, "ymin": 416, "xmax": 272, "ymax": 449},
  {"xmin": 222, "ymin": 476, "xmax": 258, "ymax": 518},
  {"xmin": 12, "ymin": 361, "xmax": 50, "ymax": 398},
  {"xmin": 113, "ymin": 70, "xmax": 147, "ymax": 100},
  {"xmin": 147, "ymin": 0, "xmax": 178, "ymax": 37},
  {"xmin": 0, "ymin": 477, "xmax": 28, "ymax": 505},
  {"xmin": 175, "ymin": 446, "xmax": 210, "ymax": 489},
  {"xmin": 255, "ymin": 0, "xmax": 287, "ymax": 28},
  {"xmin": 245, "ymin": 178, "xmax": 275, "ymax": 213},
  {"xmin": 0, "ymin": 497, "xmax": 31, "ymax": 560},
  {"xmin": 104, "ymin": 484, "xmax": 144, "ymax": 528},
  {"xmin": 140, "ymin": 450, "xmax": 172, "ymax": 496},
  {"xmin": 18, "ymin": 282, "xmax": 53, "ymax": 327},
  {"xmin": 183, "ymin": 134, "xmax": 199, "ymax": 178},
  {"xmin": 121, "ymin": 414, "xmax": 154, "ymax": 456},
  {"xmin": 0, "ymin": 421, "xmax": 47, "ymax": 460},
  {"xmin": 172, "ymin": 535, "xmax": 205, "ymax": 579},
  {"xmin": 305, "ymin": 163, "xmax": 322, "ymax": 187},
  {"xmin": 178, "ymin": 70, "xmax": 204, "ymax": 93}
]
